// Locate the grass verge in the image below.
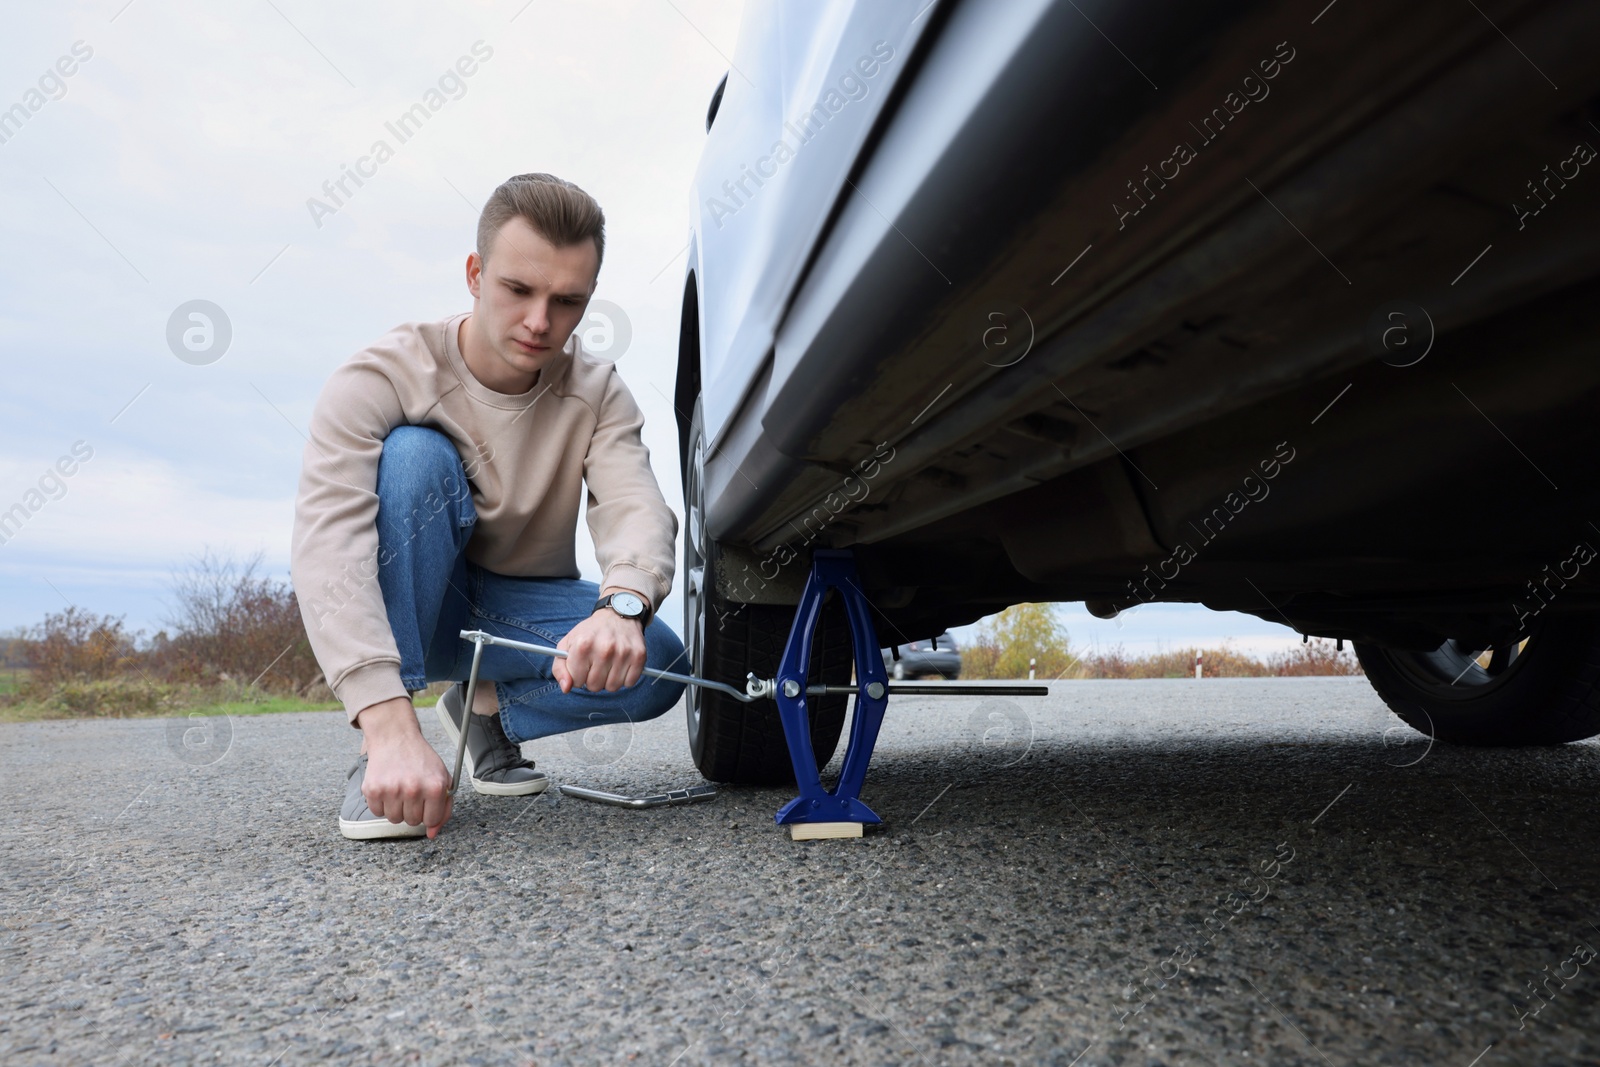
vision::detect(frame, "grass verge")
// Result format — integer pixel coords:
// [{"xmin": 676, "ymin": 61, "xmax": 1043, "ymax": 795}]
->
[{"xmin": 0, "ymin": 679, "xmax": 451, "ymax": 724}]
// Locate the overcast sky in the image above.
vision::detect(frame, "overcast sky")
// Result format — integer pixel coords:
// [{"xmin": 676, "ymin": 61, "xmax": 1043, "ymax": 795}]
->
[{"xmin": 0, "ymin": 0, "xmax": 1303, "ymax": 660}]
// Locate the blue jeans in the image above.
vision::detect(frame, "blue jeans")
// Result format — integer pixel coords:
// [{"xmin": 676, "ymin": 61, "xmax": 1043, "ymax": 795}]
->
[{"xmin": 372, "ymin": 425, "xmax": 687, "ymax": 746}]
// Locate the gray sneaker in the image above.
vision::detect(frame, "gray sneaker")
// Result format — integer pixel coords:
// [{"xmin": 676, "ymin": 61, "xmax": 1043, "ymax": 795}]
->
[
  {"xmin": 435, "ymin": 682, "xmax": 551, "ymax": 796},
  {"xmin": 338, "ymin": 753, "xmax": 428, "ymax": 840}
]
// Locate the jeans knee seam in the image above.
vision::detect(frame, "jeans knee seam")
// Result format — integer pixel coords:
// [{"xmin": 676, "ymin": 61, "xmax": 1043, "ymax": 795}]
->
[
  {"xmin": 472, "ymin": 608, "xmax": 560, "ymax": 644},
  {"xmin": 506, "ymin": 680, "xmax": 561, "ymax": 708}
]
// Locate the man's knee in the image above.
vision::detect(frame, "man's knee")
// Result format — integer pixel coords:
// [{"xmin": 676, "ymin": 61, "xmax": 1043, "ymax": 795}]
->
[
  {"xmin": 378, "ymin": 426, "xmax": 466, "ymax": 493},
  {"xmin": 376, "ymin": 426, "xmax": 473, "ymax": 521},
  {"xmin": 633, "ymin": 620, "xmax": 687, "ymax": 719},
  {"xmin": 646, "ymin": 617, "xmax": 685, "ymax": 672}
]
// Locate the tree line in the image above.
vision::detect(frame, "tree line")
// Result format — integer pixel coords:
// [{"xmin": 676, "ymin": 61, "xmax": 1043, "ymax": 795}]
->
[
  {"xmin": 2, "ymin": 550, "xmax": 327, "ymax": 716},
  {"xmin": 958, "ymin": 603, "xmax": 1362, "ymax": 679}
]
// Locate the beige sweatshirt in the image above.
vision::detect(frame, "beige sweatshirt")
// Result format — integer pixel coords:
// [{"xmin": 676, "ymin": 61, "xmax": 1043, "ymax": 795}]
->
[{"xmin": 289, "ymin": 311, "xmax": 678, "ymax": 726}]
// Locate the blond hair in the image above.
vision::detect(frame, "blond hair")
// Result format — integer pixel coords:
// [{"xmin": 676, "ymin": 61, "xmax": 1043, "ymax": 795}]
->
[{"xmin": 477, "ymin": 172, "xmax": 605, "ymax": 273}]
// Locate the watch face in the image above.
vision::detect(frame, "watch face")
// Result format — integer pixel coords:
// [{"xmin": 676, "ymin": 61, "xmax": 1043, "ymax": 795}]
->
[{"xmin": 613, "ymin": 591, "xmax": 644, "ymax": 616}]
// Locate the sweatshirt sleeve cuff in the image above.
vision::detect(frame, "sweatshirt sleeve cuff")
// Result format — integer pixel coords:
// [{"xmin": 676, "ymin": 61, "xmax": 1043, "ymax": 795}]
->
[
  {"xmin": 602, "ymin": 564, "xmax": 670, "ymax": 616},
  {"xmin": 337, "ymin": 662, "xmax": 410, "ymax": 728}
]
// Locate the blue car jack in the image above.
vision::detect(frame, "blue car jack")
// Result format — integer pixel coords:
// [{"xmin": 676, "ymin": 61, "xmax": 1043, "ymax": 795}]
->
[
  {"xmin": 771, "ymin": 549, "xmax": 1047, "ymax": 840},
  {"xmin": 452, "ymin": 548, "xmax": 1046, "ymax": 841}
]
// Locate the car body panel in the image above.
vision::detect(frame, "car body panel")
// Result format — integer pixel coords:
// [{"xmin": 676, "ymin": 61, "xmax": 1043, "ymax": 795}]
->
[
  {"xmin": 683, "ymin": 0, "xmax": 1600, "ymax": 651},
  {"xmin": 687, "ymin": 0, "xmax": 937, "ymax": 457}
]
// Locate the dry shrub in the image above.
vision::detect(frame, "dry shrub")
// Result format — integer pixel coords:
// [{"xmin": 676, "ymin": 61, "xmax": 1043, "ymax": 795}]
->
[
  {"xmin": 960, "ymin": 639, "xmax": 1000, "ymax": 680},
  {"xmin": 1268, "ymin": 638, "xmax": 1364, "ymax": 676},
  {"xmin": 43, "ymin": 678, "xmax": 187, "ymax": 718},
  {"xmin": 19, "ymin": 606, "xmax": 141, "ymax": 689},
  {"xmin": 6, "ymin": 549, "xmax": 335, "ymax": 714},
  {"xmin": 150, "ymin": 549, "xmax": 329, "ymax": 698},
  {"xmin": 1083, "ymin": 644, "xmax": 1131, "ymax": 679},
  {"xmin": 1075, "ymin": 638, "xmax": 1361, "ymax": 677},
  {"xmin": 1075, "ymin": 644, "xmax": 1262, "ymax": 678}
]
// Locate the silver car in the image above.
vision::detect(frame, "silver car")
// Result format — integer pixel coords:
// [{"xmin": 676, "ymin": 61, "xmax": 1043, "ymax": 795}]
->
[
  {"xmin": 676, "ymin": 0, "xmax": 1600, "ymax": 785},
  {"xmin": 881, "ymin": 632, "xmax": 962, "ymax": 681}
]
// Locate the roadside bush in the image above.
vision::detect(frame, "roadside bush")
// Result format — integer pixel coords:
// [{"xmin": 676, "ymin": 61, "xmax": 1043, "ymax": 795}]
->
[
  {"xmin": 3, "ymin": 548, "xmax": 337, "ymax": 717},
  {"xmin": 1268, "ymin": 638, "xmax": 1363, "ymax": 676},
  {"xmin": 43, "ymin": 677, "xmax": 186, "ymax": 718},
  {"xmin": 1073, "ymin": 639, "xmax": 1361, "ymax": 677},
  {"xmin": 19, "ymin": 606, "xmax": 141, "ymax": 689},
  {"xmin": 962, "ymin": 603, "xmax": 1079, "ymax": 680},
  {"xmin": 959, "ymin": 638, "xmax": 1000, "ymax": 679},
  {"xmin": 1105, "ymin": 645, "xmax": 1271, "ymax": 679},
  {"xmin": 151, "ymin": 549, "xmax": 327, "ymax": 698},
  {"xmin": 961, "ymin": 612, "xmax": 1365, "ymax": 680}
]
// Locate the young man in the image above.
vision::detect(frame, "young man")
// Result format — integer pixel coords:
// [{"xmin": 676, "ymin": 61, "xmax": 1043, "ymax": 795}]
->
[{"xmin": 290, "ymin": 172, "xmax": 686, "ymax": 841}]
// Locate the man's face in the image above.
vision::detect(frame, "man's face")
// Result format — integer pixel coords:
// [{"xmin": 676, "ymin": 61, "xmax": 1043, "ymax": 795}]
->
[{"xmin": 466, "ymin": 216, "xmax": 598, "ymax": 383}]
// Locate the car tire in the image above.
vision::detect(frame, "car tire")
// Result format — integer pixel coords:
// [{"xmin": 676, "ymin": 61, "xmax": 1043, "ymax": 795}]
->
[
  {"xmin": 682, "ymin": 395, "xmax": 851, "ymax": 785},
  {"xmin": 891, "ymin": 660, "xmax": 906, "ymax": 681},
  {"xmin": 1354, "ymin": 615, "xmax": 1600, "ymax": 745}
]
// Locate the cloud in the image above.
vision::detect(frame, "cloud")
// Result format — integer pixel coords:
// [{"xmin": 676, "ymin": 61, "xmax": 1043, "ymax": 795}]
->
[
  {"xmin": 950, "ymin": 602, "xmax": 1313, "ymax": 662},
  {"xmin": 0, "ymin": 448, "xmax": 293, "ymax": 566},
  {"xmin": 0, "ymin": 2, "xmax": 1300, "ymax": 659},
  {"xmin": 0, "ymin": 0, "xmax": 734, "ymax": 634}
]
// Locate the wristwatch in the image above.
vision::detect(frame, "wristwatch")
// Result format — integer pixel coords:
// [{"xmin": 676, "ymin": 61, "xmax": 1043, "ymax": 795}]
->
[{"xmin": 595, "ymin": 590, "xmax": 650, "ymax": 627}]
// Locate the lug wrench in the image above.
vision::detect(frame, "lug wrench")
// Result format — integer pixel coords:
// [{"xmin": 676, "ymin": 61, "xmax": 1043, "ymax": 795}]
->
[
  {"xmin": 449, "ymin": 628, "xmax": 1048, "ymax": 807},
  {"xmin": 449, "ymin": 629, "xmax": 758, "ymax": 805}
]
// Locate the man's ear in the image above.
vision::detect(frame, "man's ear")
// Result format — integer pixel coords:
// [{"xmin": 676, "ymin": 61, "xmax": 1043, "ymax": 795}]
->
[{"xmin": 465, "ymin": 252, "xmax": 482, "ymax": 299}]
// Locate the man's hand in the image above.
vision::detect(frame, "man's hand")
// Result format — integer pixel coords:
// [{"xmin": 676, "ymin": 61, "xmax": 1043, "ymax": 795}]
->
[
  {"xmin": 553, "ymin": 588, "xmax": 648, "ymax": 693},
  {"xmin": 356, "ymin": 696, "xmax": 454, "ymax": 838}
]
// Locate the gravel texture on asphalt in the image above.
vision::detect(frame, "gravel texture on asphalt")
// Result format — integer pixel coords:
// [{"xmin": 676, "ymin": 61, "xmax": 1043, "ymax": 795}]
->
[{"xmin": 2, "ymin": 678, "xmax": 1598, "ymax": 1066}]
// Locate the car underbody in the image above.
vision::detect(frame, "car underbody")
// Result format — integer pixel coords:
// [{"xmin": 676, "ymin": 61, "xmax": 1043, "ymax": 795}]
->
[{"xmin": 679, "ymin": 0, "xmax": 1600, "ymax": 654}]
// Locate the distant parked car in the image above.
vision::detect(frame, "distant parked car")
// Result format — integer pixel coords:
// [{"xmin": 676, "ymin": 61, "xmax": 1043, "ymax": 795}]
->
[{"xmin": 881, "ymin": 632, "xmax": 961, "ymax": 680}]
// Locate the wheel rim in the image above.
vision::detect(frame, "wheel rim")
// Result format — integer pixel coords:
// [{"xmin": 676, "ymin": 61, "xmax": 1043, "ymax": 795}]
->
[
  {"xmin": 683, "ymin": 401, "xmax": 708, "ymax": 743},
  {"xmin": 1389, "ymin": 635, "xmax": 1532, "ymax": 698}
]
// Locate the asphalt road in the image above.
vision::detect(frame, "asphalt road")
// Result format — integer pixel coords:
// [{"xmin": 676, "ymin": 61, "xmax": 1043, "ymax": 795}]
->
[{"xmin": 3, "ymin": 678, "xmax": 1598, "ymax": 1067}]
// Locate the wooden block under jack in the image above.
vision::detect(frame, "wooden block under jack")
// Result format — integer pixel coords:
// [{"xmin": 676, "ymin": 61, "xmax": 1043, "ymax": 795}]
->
[{"xmin": 789, "ymin": 821, "xmax": 865, "ymax": 840}]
